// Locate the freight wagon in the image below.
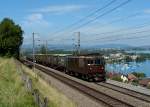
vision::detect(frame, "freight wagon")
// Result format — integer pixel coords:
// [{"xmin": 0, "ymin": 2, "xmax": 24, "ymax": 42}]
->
[{"xmin": 27, "ymin": 54, "xmax": 106, "ymax": 81}]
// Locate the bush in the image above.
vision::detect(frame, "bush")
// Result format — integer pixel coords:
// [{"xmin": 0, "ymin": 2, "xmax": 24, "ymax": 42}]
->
[
  {"xmin": 131, "ymin": 79, "xmax": 139, "ymax": 86},
  {"xmin": 132, "ymin": 72, "xmax": 146, "ymax": 78},
  {"xmin": 111, "ymin": 76, "xmax": 123, "ymax": 82}
]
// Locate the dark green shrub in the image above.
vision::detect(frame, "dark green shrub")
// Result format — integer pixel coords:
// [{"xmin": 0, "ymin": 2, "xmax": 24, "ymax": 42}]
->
[
  {"xmin": 111, "ymin": 76, "xmax": 123, "ymax": 82},
  {"xmin": 131, "ymin": 79, "xmax": 139, "ymax": 86},
  {"xmin": 132, "ymin": 72, "xmax": 146, "ymax": 78}
]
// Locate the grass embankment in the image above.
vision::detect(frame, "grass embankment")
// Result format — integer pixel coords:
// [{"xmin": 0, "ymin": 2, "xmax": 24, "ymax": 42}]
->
[
  {"xmin": 21, "ymin": 63, "xmax": 77, "ymax": 107},
  {"xmin": 0, "ymin": 58, "xmax": 36, "ymax": 107}
]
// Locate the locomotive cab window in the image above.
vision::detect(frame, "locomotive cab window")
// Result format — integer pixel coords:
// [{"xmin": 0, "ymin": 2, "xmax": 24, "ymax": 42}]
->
[
  {"xmin": 95, "ymin": 59, "xmax": 101, "ymax": 65},
  {"xmin": 87, "ymin": 60, "xmax": 94, "ymax": 65},
  {"xmin": 101, "ymin": 59, "xmax": 105, "ymax": 65}
]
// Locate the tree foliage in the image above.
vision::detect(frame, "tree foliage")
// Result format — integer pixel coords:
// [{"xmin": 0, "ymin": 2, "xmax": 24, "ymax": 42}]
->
[
  {"xmin": 132, "ymin": 72, "xmax": 146, "ymax": 78},
  {"xmin": 40, "ymin": 45, "xmax": 46, "ymax": 54},
  {"xmin": 0, "ymin": 18, "xmax": 23, "ymax": 58}
]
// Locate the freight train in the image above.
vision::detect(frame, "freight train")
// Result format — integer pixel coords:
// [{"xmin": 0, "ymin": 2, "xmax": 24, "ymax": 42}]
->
[{"xmin": 26, "ymin": 54, "xmax": 106, "ymax": 81}]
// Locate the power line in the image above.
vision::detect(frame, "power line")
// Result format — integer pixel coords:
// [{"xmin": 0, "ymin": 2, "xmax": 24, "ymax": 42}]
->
[
  {"xmin": 49, "ymin": 0, "xmax": 132, "ymax": 41},
  {"xmin": 84, "ymin": 22, "xmax": 150, "ymax": 36},
  {"xmin": 81, "ymin": 35, "xmax": 150, "ymax": 45},
  {"xmin": 48, "ymin": 0, "xmax": 117, "ymax": 38},
  {"xmin": 102, "ymin": 34, "xmax": 150, "ymax": 42},
  {"xmin": 82, "ymin": 12, "xmax": 142, "ymax": 33},
  {"xmin": 82, "ymin": 28, "xmax": 150, "ymax": 42},
  {"xmin": 71, "ymin": 0, "xmax": 132, "ymax": 31},
  {"xmin": 26, "ymin": 20, "xmax": 149, "ymax": 43},
  {"xmin": 55, "ymin": 20, "xmax": 150, "ymax": 42}
]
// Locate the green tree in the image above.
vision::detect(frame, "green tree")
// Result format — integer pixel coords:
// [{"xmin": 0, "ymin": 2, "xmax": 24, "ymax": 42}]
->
[
  {"xmin": 0, "ymin": 18, "xmax": 23, "ymax": 58},
  {"xmin": 40, "ymin": 45, "xmax": 46, "ymax": 54},
  {"xmin": 132, "ymin": 72, "xmax": 146, "ymax": 78}
]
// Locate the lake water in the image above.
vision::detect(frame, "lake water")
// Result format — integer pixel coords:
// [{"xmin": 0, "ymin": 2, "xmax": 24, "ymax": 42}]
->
[
  {"xmin": 126, "ymin": 50, "xmax": 150, "ymax": 54},
  {"xmin": 106, "ymin": 60, "xmax": 150, "ymax": 77}
]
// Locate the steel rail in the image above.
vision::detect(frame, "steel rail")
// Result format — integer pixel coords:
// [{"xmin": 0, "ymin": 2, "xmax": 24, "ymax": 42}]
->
[
  {"xmin": 22, "ymin": 59, "xmax": 134, "ymax": 107},
  {"xmin": 96, "ymin": 82, "xmax": 150, "ymax": 103}
]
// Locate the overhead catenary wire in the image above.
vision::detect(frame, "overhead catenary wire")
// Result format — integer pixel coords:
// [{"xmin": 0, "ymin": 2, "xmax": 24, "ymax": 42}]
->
[
  {"xmin": 82, "ymin": 28, "xmax": 150, "ymax": 42},
  {"xmin": 33, "ymin": 21, "xmax": 150, "ymax": 48},
  {"xmin": 83, "ymin": 20, "xmax": 150, "ymax": 36},
  {"xmin": 81, "ymin": 31, "xmax": 150, "ymax": 43},
  {"xmin": 38, "ymin": 19, "xmax": 150, "ymax": 43},
  {"xmin": 70, "ymin": 0, "xmax": 132, "ymax": 31},
  {"xmin": 49, "ymin": 0, "xmax": 132, "ymax": 42},
  {"xmin": 47, "ymin": 0, "xmax": 132, "ymax": 41},
  {"xmin": 51, "ymin": 0, "xmax": 134, "ymax": 42},
  {"xmin": 53, "ymin": 21, "xmax": 150, "ymax": 43},
  {"xmin": 99, "ymin": 34, "xmax": 150, "ymax": 42},
  {"xmin": 82, "ymin": 29, "xmax": 150, "ymax": 42},
  {"xmin": 28, "ymin": 0, "xmax": 149, "ymax": 49},
  {"xmin": 48, "ymin": 0, "xmax": 117, "ymax": 38}
]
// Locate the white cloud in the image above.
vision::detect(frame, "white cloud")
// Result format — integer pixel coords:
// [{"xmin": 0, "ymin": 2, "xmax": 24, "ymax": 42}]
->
[
  {"xmin": 144, "ymin": 9, "xmax": 150, "ymax": 14},
  {"xmin": 22, "ymin": 13, "xmax": 50, "ymax": 28},
  {"xmin": 32, "ymin": 5, "xmax": 87, "ymax": 14},
  {"xmin": 21, "ymin": 13, "xmax": 53, "ymax": 40},
  {"xmin": 26, "ymin": 13, "xmax": 43, "ymax": 21}
]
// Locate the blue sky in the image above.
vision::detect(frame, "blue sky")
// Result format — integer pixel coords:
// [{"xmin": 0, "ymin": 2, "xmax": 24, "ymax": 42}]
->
[{"xmin": 0, "ymin": 0, "xmax": 150, "ymax": 47}]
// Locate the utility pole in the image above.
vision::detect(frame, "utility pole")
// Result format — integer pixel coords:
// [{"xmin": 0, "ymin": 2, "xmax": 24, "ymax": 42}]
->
[
  {"xmin": 77, "ymin": 32, "xmax": 80, "ymax": 55},
  {"xmin": 45, "ymin": 40, "xmax": 48, "ymax": 55},
  {"xmin": 32, "ymin": 32, "xmax": 35, "ymax": 73},
  {"xmin": 72, "ymin": 38, "xmax": 75, "ymax": 55}
]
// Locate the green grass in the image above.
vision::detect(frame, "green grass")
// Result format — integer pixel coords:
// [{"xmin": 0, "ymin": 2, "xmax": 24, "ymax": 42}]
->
[
  {"xmin": 21, "ymin": 63, "xmax": 77, "ymax": 107},
  {"xmin": 0, "ymin": 58, "xmax": 37, "ymax": 107},
  {"xmin": 111, "ymin": 76, "xmax": 123, "ymax": 82}
]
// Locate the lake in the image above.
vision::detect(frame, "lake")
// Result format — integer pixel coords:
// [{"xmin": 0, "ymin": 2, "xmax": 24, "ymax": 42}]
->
[
  {"xmin": 126, "ymin": 50, "xmax": 150, "ymax": 54},
  {"xmin": 106, "ymin": 60, "xmax": 150, "ymax": 77}
]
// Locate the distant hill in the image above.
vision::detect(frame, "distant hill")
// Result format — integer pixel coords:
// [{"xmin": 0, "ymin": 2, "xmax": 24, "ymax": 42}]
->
[
  {"xmin": 22, "ymin": 43, "xmax": 150, "ymax": 51},
  {"xmin": 137, "ymin": 45, "xmax": 150, "ymax": 49},
  {"xmin": 85, "ymin": 44, "xmax": 133, "ymax": 49}
]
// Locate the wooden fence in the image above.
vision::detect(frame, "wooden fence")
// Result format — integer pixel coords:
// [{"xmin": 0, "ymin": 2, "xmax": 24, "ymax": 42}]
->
[
  {"xmin": 21, "ymin": 71, "xmax": 48, "ymax": 107},
  {"xmin": 15, "ymin": 60, "xmax": 48, "ymax": 107}
]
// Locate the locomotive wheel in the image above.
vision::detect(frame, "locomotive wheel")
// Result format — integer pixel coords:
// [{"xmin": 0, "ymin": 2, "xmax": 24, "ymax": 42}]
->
[
  {"xmin": 85, "ymin": 75, "xmax": 90, "ymax": 81},
  {"xmin": 75, "ymin": 73, "xmax": 79, "ymax": 77},
  {"xmin": 65, "ymin": 70, "xmax": 69, "ymax": 74},
  {"xmin": 81, "ymin": 75, "xmax": 84, "ymax": 79}
]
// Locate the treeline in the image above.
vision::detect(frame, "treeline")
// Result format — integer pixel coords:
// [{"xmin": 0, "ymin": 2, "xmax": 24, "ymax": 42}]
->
[{"xmin": 0, "ymin": 18, "xmax": 23, "ymax": 58}]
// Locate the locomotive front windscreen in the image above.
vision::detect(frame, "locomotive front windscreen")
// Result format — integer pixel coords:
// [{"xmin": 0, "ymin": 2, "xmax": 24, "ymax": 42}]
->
[{"xmin": 87, "ymin": 59, "xmax": 105, "ymax": 65}]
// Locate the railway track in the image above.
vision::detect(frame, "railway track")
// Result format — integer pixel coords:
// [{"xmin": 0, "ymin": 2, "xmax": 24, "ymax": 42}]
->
[
  {"xmin": 96, "ymin": 82, "xmax": 150, "ymax": 103},
  {"xmin": 22, "ymin": 59, "xmax": 150, "ymax": 107}
]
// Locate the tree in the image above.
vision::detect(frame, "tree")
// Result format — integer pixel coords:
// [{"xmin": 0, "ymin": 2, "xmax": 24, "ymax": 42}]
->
[
  {"xmin": 132, "ymin": 72, "xmax": 146, "ymax": 78},
  {"xmin": 39, "ymin": 45, "xmax": 46, "ymax": 54},
  {"xmin": 0, "ymin": 18, "xmax": 23, "ymax": 58}
]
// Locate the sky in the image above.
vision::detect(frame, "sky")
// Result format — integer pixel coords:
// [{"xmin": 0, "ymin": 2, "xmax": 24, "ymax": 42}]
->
[{"xmin": 0, "ymin": 0, "xmax": 150, "ymax": 48}]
